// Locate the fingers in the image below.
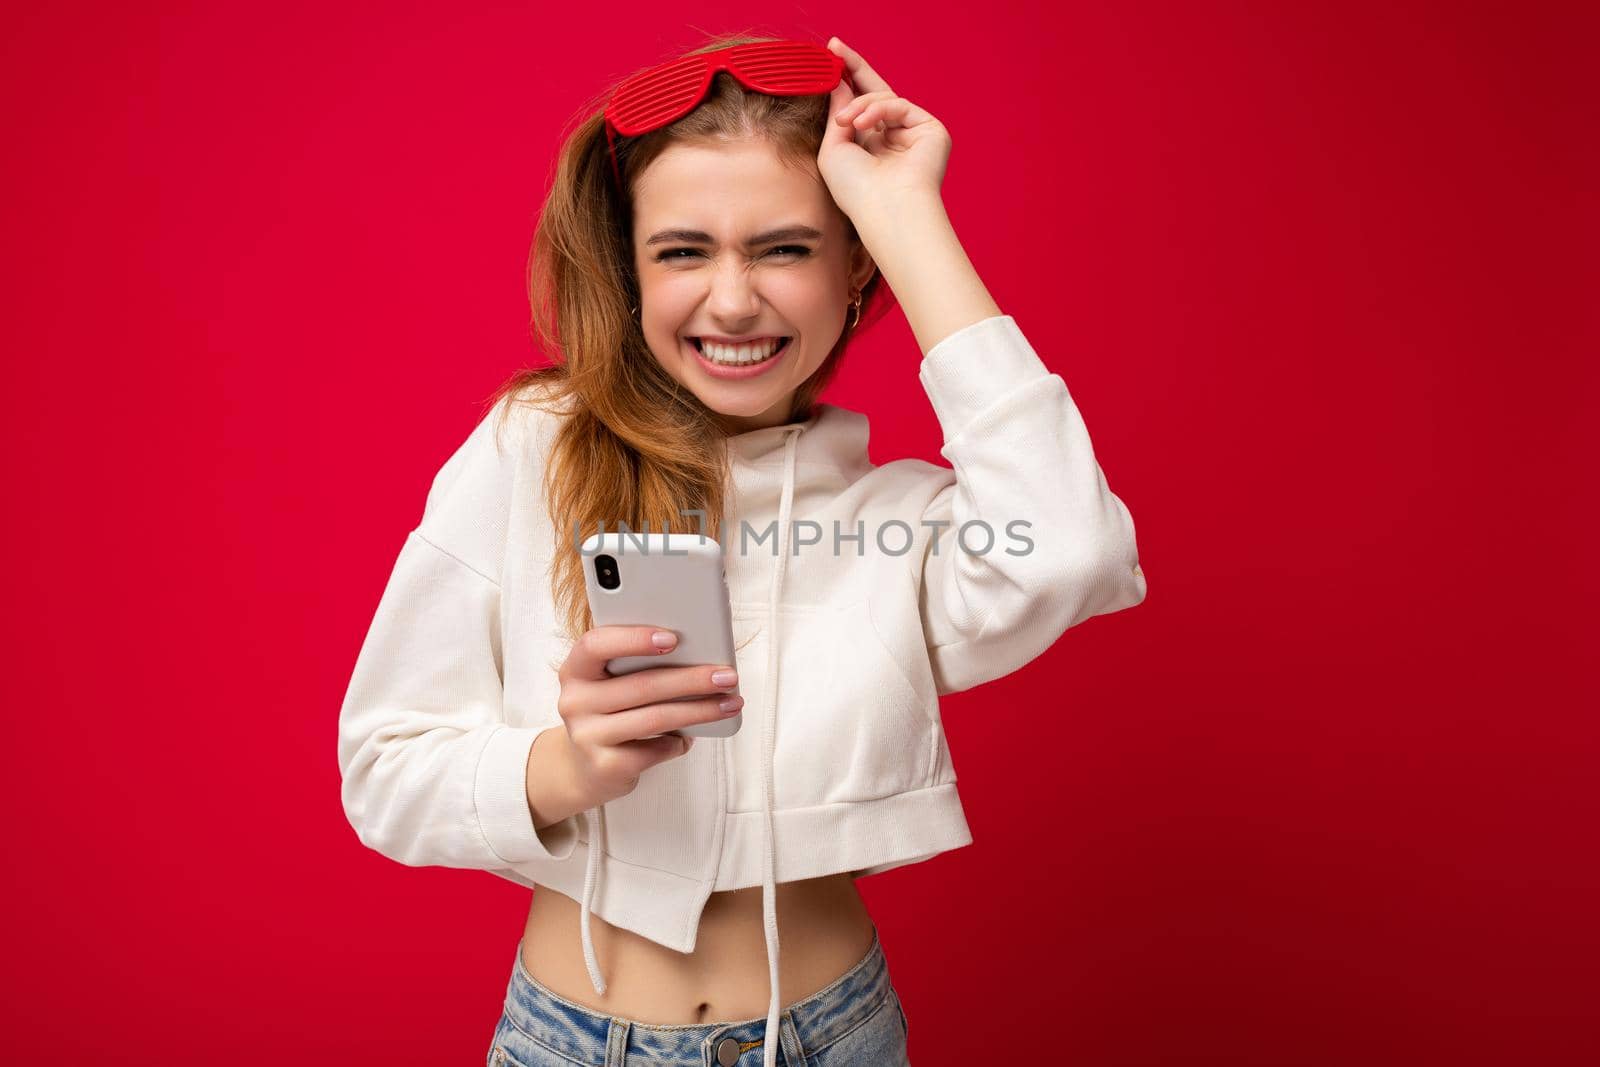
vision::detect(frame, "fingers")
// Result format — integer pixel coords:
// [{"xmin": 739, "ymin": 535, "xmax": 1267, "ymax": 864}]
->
[
  {"xmin": 559, "ymin": 627, "xmax": 738, "ymax": 723},
  {"xmin": 578, "ymin": 661, "xmax": 737, "ymax": 719},
  {"xmin": 822, "ymin": 81, "xmax": 860, "ymax": 152},
  {"xmin": 828, "ymin": 79, "xmax": 855, "ymax": 113},
  {"xmin": 833, "ymin": 89, "xmax": 892, "ymax": 125},
  {"xmin": 622, "ymin": 732, "xmax": 696, "ymax": 771},
  {"xmin": 585, "ymin": 693, "xmax": 745, "ymax": 748},
  {"xmin": 556, "ymin": 626, "xmax": 740, "ymax": 803},
  {"xmin": 834, "ymin": 91, "xmax": 894, "ymax": 143},
  {"xmin": 561, "ymin": 624, "xmax": 677, "ymax": 682},
  {"xmin": 827, "ymin": 36, "xmax": 893, "ymax": 96},
  {"xmin": 830, "ymin": 91, "xmax": 931, "ymax": 155},
  {"xmin": 836, "ymin": 92, "xmax": 934, "ymax": 134}
]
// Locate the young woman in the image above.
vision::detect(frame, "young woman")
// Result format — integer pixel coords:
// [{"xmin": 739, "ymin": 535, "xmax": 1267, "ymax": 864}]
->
[{"xmin": 337, "ymin": 33, "xmax": 1148, "ymax": 1067}]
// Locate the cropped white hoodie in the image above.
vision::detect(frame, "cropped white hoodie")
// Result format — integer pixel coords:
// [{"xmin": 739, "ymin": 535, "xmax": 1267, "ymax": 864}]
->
[{"xmin": 337, "ymin": 314, "xmax": 1147, "ymax": 1067}]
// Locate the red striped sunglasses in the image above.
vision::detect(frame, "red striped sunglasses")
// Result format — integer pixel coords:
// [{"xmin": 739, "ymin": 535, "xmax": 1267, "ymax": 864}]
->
[{"xmin": 603, "ymin": 40, "xmax": 846, "ymax": 189}]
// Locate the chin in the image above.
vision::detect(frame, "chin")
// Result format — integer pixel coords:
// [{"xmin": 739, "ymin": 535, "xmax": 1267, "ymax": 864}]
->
[{"xmin": 698, "ymin": 389, "xmax": 782, "ymax": 416}]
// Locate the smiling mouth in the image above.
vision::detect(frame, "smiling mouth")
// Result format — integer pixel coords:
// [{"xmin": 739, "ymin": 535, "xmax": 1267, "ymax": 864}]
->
[{"xmin": 689, "ymin": 337, "xmax": 792, "ymax": 366}]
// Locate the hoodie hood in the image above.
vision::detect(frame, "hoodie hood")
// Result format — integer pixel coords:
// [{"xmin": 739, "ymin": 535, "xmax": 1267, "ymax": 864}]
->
[
  {"xmin": 723, "ymin": 401, "xmax": 871, "ymax": 469},
  {"xmin": 721, "ymin": 403, "xmax": 875, "ymax": 588}
]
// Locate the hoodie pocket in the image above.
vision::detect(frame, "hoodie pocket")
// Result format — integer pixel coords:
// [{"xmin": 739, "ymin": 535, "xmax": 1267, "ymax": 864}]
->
[{"xmin": 726, "ymin": 599, "xmax": 933, "ymax": 811}]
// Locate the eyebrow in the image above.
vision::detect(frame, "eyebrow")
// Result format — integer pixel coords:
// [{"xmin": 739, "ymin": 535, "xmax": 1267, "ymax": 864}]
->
[{"xmin": 644, "ymin": 225, "xmax": 825, "ymax": 248}]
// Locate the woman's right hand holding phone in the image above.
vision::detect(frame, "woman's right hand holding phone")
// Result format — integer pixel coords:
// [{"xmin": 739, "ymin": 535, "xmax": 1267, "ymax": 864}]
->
[{"xmin": 526, "ymin": 625, "xmax": 743, "ymax": 828}]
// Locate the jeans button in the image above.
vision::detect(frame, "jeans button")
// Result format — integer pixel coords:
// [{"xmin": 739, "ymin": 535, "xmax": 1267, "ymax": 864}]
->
[{"xmin": 715, "ymin": 1035, "xmax": 743, "ymax": 1065}]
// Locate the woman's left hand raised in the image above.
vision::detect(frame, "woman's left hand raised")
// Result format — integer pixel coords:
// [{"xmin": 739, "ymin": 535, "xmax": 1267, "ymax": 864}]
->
[{"xmin": 818, "ymin": 37, "xmax": 951, "ymax": 226}]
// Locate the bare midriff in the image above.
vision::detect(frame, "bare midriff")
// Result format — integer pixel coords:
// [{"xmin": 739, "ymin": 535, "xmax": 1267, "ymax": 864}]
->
[{"xmin": 519, "ymin": 872, "xmax": 876, "ymax": 1024}]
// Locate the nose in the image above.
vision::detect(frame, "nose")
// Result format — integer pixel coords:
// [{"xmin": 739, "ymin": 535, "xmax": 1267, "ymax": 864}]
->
[{"xmin": 704, "ymin": 259, "xmax": 763, "ymax": 323}]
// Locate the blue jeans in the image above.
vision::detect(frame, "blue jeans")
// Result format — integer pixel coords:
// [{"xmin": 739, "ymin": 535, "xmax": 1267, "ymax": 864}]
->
[{"xmin": 487, "ymin": 924, "xmax": 911, "ymax": 1066}]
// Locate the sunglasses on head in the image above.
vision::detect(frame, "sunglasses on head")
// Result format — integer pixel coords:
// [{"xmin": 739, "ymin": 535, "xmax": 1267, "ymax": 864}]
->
[{"xmin": 603, "ymin": 40, "xmax": 846, "ymax": 188}]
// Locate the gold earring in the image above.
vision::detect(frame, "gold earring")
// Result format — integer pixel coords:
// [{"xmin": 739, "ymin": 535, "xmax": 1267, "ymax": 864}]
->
[{"xmin": 847, "ymin": 289, "xmax": 863, "ymax": 330}]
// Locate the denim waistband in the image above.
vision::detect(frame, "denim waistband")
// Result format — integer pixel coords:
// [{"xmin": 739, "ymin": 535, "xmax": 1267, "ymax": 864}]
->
[{"xmin": 501, "ymin": 924, "xmax": 892, "ymax": 1065}]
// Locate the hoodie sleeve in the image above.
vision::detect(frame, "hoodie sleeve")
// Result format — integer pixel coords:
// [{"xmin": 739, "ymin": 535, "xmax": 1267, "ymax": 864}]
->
[
  {"xmin": 336, "ymin": 404, "xmax": 580, "ymax": 869},
  {"xmin": 914, "ymin": 315, "xmax": 1148, "ymax": 696}
]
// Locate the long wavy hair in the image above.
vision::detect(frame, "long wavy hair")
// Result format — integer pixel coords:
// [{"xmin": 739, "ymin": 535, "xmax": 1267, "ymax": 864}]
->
[{"xmin": 482, "ymin": 31, "xmax": 894, "ymax": 643}]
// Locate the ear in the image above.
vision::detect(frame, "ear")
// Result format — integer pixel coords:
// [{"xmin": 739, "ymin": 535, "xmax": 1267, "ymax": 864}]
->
[{"xmin": 847, "ymin": 237, "xmax": 878, "ymax": 293}]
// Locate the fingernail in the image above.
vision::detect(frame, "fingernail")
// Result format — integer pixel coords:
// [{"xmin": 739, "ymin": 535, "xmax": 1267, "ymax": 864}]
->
[
  {"xmin": 652, "ymin": 630, "xmax": 677, "ymax": 649},
  {"xmin": 719, "ymin": 695, "xmax": 744, "ymax": 713},
  {"xmin": 711, "ymin": 668, "xmax": 738, "ymax": 687}
]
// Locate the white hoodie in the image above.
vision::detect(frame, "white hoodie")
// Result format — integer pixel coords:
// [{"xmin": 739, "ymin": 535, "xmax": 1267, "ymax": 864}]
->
[{"xmin": 337, "ymin": 314, "xmax": 1147, "ymax": 1066}]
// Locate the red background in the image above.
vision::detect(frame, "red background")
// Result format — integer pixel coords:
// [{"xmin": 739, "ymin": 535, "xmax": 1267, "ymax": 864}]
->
[{"xmin": 5, "ymin": 2, "xmax": 1595, "ymax": 1063}]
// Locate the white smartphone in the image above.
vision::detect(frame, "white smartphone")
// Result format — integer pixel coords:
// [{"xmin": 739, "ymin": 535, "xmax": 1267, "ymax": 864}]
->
[{"xmin": 580, "ymin": 530, "xmax": 741, "ymax": 739}]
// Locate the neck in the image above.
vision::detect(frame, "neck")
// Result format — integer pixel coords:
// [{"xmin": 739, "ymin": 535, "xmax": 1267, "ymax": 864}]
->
[{"xmin": 716, "ymin": 397, "xmax": 806, "ymax": 436}]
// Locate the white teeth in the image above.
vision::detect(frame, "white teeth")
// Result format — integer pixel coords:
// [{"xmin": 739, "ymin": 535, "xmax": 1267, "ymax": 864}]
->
[{"xmin": 698, "ymin": 338, "xmax": 785, "ymax": 365}]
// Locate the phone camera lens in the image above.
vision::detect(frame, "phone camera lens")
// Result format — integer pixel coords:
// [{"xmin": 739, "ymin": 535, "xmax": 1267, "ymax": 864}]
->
[{"xmin": 595, "ymin": 554, "xmax": 620, "ymax": 591}]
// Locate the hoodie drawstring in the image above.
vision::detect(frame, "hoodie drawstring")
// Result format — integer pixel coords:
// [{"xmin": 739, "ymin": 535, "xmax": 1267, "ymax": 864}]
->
[
  {"xmin": 758, "ymin": 423, "xmax": 803, "ymax": 1066},
  {"xmin": 575, "ymin": 422, "xmax": 805, "ymax": 1067},
  {"xmin": 579, "ymin": 804, "xmax": 607, "ymax": 994}
]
